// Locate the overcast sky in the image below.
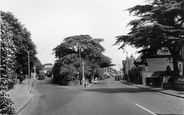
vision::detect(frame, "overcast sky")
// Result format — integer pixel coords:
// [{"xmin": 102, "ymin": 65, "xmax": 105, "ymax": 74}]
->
[{"xmin": 1, "ymin": 0, "xmax": 146, "ymax": 70}]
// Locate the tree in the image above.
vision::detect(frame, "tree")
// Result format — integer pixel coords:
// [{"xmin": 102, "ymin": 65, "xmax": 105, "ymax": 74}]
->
[
  {"xmin": 52, "ymin": 54, "xmax": 80, "ymax": 85},
  {"xmin": 1, "ymin": 11, "xmax": 40, "ymax": 114},
  {"xmin": 115, "ymin": 0, "xmax": 184, "ymax": 79},
  {"xmin": 34, "ymin": 57, "xmax": 43, "ymax": 74},
  {"xmin": 0, "ymin": 11, "xmax": 16, "ymax": 115},
  {"xmin": 53, "ymin": 35, "xmax": 112, "ymax": 85},
  {"xmin": 1, "ymin": 11, "xmax": 37, "ymax": 75}
]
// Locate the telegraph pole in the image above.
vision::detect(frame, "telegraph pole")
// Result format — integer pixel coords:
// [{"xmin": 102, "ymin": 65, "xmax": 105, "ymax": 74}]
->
[
  {"xmin": 78, "ymin": 44, "xmax": 82, "ymax": 85},
  {"xmin": 28, "ymin": 50, "xmax": 32, "ymax": 85},
  {"xmin": 82, "ymin": 62, "xmax": 85, "ymax": 87}
]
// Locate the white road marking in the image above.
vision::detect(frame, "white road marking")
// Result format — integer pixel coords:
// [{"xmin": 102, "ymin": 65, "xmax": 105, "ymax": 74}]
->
[
  {"xmin": 108, "ymin": 81, "xmax": 111, "ymax": 85},
  {"xmin": 136, "ymin": 104, "xmax": 157, "ymax": 115}
]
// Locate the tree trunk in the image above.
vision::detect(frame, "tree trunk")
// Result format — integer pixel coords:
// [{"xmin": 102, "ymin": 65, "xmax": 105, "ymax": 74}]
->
[
  {"xmin": 169, "ymin": 46, "xmax": 180, "ymax": 83},
  {"xmin": 79, "ymin": 71, "xmax": 82, "ymax": 85},
  {"xmin": 172, "ymin": 55, "xmax": 179, "ymax": 81}
]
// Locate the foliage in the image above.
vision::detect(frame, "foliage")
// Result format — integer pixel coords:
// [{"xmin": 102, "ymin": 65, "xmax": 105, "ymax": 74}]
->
[
  {"xmin": 129, "ymin": 65, "xmax": 145, "ymax": 83},
  {"xmin": 34, "ymin": 57, "xmax": 43, "ymax": 74},
  {"xmin": 175, "ymin": 77, "xmax": 184, "ymax": 84},
  {"xmin": 53, "ymin": 35, "xmax": 112, "ymax": 85},
  {"xmin": 115, "ymin": 0, "xmax": 184, "ymax": 77},
  {"xmin": 83, "ymin": 48, "xmax": 113, "ymax": 68},
  {"xmin": 1, "ymin": 11, "xmax": 16, "ymax": 115},
  {"xmin": 0, "ymin": 11, "xmax": 41, "ymax": 114},
  {"xmin": 52, "ymin": 54, "xmax": 79, "ymax": 85},
  {"xmin": 1, "ymin": 11, "xmax": 39, "ymax": 75}
]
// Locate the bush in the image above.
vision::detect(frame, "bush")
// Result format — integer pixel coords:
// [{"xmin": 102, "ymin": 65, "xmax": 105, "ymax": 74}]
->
[
  {"xmin": 0, "ymin": 78, "xmax": 15, "ymax": 115},
  {"xmin": 17, "ymin": 75, "xmax": 25, "ymax": 84},
  {"xmin": 175, "ymin": 78, "xmax": 184, "ymax": 84},
  {"xmin": 129, "ymin": 66, "xmax": 144, "ymax": 83},
  {"xmin": 13, "ymin": 79, "xmax": 19, "ymax": 85},
  {"xmin": 8, "ymin": 80, "xmax": 15, "ymax": 90}
]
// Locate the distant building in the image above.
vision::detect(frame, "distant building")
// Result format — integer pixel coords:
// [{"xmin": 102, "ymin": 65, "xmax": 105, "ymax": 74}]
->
[
  {"xmin": 122, "ymin": 55, "xmax": 135, "ymax": 76},
  {"xmin": 43, "ymin": 63, "xmax": 53, "ymax": 72},
  {"xmin": 103, "ymin": 67, "xmax": 117, "ymax": 76},
  {"xmin": 39, "ymin": 63, "xmax": 53, "ymax": 75}
]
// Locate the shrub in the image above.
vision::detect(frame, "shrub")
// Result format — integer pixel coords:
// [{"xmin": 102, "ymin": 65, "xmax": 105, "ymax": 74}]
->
[
  {"xmin": 17, "ymin": 75, "xmax": 24, "ymax": 84},
  {"xmin": 129, "ymin": 65, "xmax": 145, "ymax": 83},
  {"xmin": 175, "ymin": 78, "xmax": 184, "ymax": 84},
  {"xmin": 8, "ymin": 80, "xmax": 15, "ymax": 90},
  {"xmin": 0, "ymin": 78, "xmax": 15, "ymax": 115}
]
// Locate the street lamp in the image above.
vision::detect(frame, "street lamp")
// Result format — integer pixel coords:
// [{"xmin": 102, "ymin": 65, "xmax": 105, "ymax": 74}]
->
[
  {"xmin": 82, "ymin": 62, "xmax": 85, "ymax": 87},
  {"xmin": 77, "ymin": 43, "xmax": 86, "ymax": 87},
  {"xmin": 77, "ymin": 43, "xmax": 83, "ymax": 85},
  {"xmin": 122, "ymin": 48, "xmax": 128, "ymax": 58},
  {"xmin": 118, "ymin": 64, "xmax": 121, "ymax": 77},
  {"xmin": 27, "ymin": 50, "xmax": 33, "ymax": 85},
  {"xmin": 122, "ymin": 48, "xmax": 129, "ymax": 83}
]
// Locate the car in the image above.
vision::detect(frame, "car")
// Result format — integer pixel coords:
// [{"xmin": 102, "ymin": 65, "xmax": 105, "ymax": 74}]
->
[{"xmin": 38, "ymin": 74, "xmax": 45, "ymax": 80}]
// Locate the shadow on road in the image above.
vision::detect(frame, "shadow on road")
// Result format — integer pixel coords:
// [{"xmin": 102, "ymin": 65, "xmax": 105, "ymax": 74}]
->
[
  {"xmin": 84, "ymin": 87, "xmax": 156, "ymax": 93},
  {"xmin": 156, "ymin": 114, "xmax": 183, "ymax": 115},
  {"xmin": 37, "ymin": 78, "xmax": 56, "ymax": 84}
]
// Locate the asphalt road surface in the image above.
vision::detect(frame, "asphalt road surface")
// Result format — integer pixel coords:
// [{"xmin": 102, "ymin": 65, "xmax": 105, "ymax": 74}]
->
[{"xmin": 20, "ymin": 78, "xmax": 184, "ymax": 115}]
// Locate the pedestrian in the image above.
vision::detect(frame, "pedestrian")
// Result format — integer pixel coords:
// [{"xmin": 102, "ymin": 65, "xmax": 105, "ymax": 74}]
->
[{"xmin": 162, "ymin": 66, "xmax": 172, "ymax": 87}]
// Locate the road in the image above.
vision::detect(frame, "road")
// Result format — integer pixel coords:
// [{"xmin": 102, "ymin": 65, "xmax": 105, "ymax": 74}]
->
[{"xmin": 20, "ymin": 77, "xmax": 184, "ymax": 115}]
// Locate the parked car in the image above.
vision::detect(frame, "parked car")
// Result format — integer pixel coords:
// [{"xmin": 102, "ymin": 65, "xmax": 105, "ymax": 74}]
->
[
  {"xmin": 115, "ymin": 75, "xmax": 120, "ymax": 81},
  {"xmin": 38, "ymin": 74, "xmax": 45, "ymax": 80},
  {"xmin": 46, "ymin": 72, "xmax": 52, "ymax": 77}
]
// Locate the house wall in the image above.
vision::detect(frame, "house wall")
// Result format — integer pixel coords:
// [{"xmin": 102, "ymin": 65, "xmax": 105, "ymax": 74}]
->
[
  {"xmin": 146, "ymin": 58, "xmax": 173, "ymax": 72},
  {"xmin": 146, "ymin": 58, "xmax": 183, "ymax": 75}
]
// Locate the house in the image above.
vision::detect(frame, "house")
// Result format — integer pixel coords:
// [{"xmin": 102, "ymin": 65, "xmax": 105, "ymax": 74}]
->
[
  {"xmin": 43, "ymin": 63, "xmax": 53, "ymax": 73},
  {"xmin": 39, "ymin": 63, "xmax": 53, "ymax": 77},
  {"xmin": 135, "ymin": 47, "xmax": 184, "ymax": 85},
  {"xmin": 122, "ymin": 55, "xmax": 135, "ymax": 76},
  {"xmin": 103, "ymin": 67, "xmax": 117, "ymax": 77}
]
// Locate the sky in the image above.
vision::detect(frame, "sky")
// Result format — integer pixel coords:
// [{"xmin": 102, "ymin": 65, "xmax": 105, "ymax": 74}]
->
[{"xmin": 1, "ymin": 0, "xmax": 146, "ymax": 70}]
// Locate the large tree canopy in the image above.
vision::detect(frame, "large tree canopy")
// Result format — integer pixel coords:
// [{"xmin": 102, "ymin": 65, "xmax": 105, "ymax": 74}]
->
[
  {"xmin": 1, "ymin": 11, "xmax": 42, "ymax": 115},
  {"xmin": 115, "ymin": 0, "xmax": 184, "ymax": 77},
  {"xmin": 53, "ymin": 35, "xmax": 112, "ymax": 68},
  {"xmin": 53, "ymin": 35, "xmax": 113, "ymax": 85},
  {"xmin": 53, "ymin": 35, "xmax": 105, "ymax": 58},
  {"xmin": 1, "ymin": 11, "xmax": 41, "ymax": 75}
]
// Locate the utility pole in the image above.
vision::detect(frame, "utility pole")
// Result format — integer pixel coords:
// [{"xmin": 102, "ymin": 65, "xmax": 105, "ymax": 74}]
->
[
  {"xmin": 82, "ymin": 62, "xmax": 85, "ymax": 87},
  {"xmin": 28, "ymin": 50, "xmax": 32, "ymax": 85},
  {"xmin": 78, "ymin": 43, "xmax": 82, "ymax": 85}
]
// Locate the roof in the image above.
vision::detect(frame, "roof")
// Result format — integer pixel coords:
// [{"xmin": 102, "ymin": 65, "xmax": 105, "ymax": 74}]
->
[
  {"xmin": 135, "ymin": 54, "xmax": 143, "ymax": 62},
  {"xmin": 43, "ymin": 65, "xmax": 53, "ymax": 71}
]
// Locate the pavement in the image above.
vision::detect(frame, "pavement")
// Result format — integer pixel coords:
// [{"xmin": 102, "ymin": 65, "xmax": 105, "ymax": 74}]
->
[
  {"xmin": 120, "ymin": 80, "xmax": 184, "ymax": 99},
  {"xmin": 7, "ymin": 78, "xmax": 36, "ymax": 115}
]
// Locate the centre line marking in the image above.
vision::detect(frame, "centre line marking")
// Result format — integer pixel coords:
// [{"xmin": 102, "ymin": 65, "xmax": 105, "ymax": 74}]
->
[{"xmin": 136, "ymin": 104, "xmax": 157, "ymax": 115}]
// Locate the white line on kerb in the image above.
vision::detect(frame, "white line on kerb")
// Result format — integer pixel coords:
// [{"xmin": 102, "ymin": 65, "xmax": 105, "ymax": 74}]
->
[
  {"xmin": 108, "ymin": 81, "xmax": 111, "ymax": 85},
  {"xmin": 136, "ymin": 104, "xmax": 157, "ymax": 115}
]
